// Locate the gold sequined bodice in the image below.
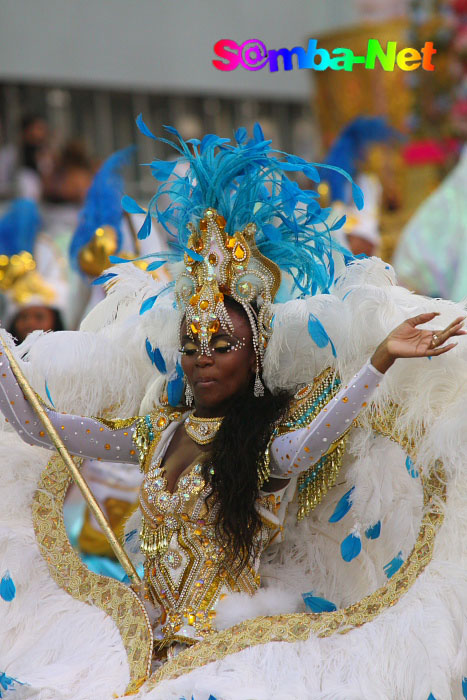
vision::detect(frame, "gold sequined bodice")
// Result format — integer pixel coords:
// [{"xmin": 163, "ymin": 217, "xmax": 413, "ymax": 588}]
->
[{"xmin": 139, "ymin": 457, "xmax": 266, "ymax": 646}]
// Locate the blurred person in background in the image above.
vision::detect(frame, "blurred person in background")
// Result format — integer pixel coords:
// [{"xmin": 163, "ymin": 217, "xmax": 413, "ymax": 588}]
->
[
  {"xmin": 0, "ymin": 198, "xmax": 68, "ymax": 341},
  {"xmin": 0, "ymin": 114, "xmax": 54, "ymax": 201},
  {"xmin": 43, "ymin": 139, "xmax": 94, "ymax": 205}
]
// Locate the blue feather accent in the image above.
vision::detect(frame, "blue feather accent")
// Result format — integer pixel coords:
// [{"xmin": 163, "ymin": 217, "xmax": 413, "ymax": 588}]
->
[
  {"xmin": 121, "ymin": 195, "xmax": 146, "ymax": 215},
  {"xmin": 124, "ymin": 529, "xmax": 137, "ymax": 543},
  {"xmin": 137, "ymin": 212, "xmax": 152, "ymax": 240},
  {"xmin": 462, "ymin": 677, "xmax": 467, "ymax": 698},
  {"xmin": 167, "ymin": 363, "xmax": 184, "ymax": 407},
  {"xmin": 145, "ymin": 338, "xmax": 155, "ymax": 364},
  {"xmin": 150, "ymin": 160, "xmax": 178, "ymax": 180},
  {"xmin": 352, "ymin": 182, "xmax": 364, "ymax": 211},
  {"xmin": 0, "ymin": 571, "xmax": 16, "ymax": 602},
  {"xmin": 330, "ymin": 215, "xmax": 347, "ymax": 231},
  {"xmin": 136, "ymin": 113, "xmax": 157, "ymax": 140},
  {"xmin": 153, "ymin": 348, "xmax": 167, "ymax": 374},
  {"xmin": 146, "ymin": 260, "xmax": 165, "ymax": 272},
  {"xmin": 91, "ymin": 272, "xmax": 117, "ymax": 286},
  {"xmin": 405, "ymin": 455, "xmax": 419, "ymax": 478},
  {"xmin": 384, "ymin": 551, "xmax": 404, "ymax": 579},
  {"xmin": 0, "ymin": 671, "xmax": 26, "ymax": 694},
  {"xmin": 308, "ymin": 313, "xmax": 337, "ymax": 356},
  {"xmin": 140, "ymin": 295, "xmax": 158, "ymax": 315},
  {"xmin": 329, "ymin": 487, "xmax": 354, "ymax": 523},
  {"xmin": 427, "ymin": 694, "xmax": 436, "ymax": 700},
  {"xmin": 302, "ymin": 592, "xmax": 337, "ymax": 613},
  {"xmin": 183, "ymin": 246, "xmax": 204, "ymax": 262},
  {"xmin": 45, "ymin": 381, "xmax": 55, "ymax": 408},
  {"xmin": 341, "ymin": 531, "xmax": 362, "ymax": 562},
  {"xmin": 70, "ymin": 147, "xmax": 135, "ymax": 274},
  {"xmin": 365, "ymin": 521, "xmax": 381, "ymax": 539}
]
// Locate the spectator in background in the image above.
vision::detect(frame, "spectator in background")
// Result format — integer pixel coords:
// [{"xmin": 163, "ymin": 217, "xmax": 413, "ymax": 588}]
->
[
  {"xmin": 43, "ymin": 139, "xmax": 94, "ymax": 205},
  {"xmin": 0, "ymin": 199, "xmax": 68, "ymax": 341},
  {"xmin": 0, "ymin": 114, "xmax": 54, "ymax": 201}
]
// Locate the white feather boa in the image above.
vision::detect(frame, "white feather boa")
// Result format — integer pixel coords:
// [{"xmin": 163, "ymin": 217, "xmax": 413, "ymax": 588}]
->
[{"xmin": 2, "ymin": 258, "xmax": 467, "ymax": 699}]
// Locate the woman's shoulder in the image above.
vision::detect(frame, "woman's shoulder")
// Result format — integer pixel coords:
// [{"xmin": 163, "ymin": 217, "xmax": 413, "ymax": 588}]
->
[{"xmin": 275, "ymin": 367, "xmax": 341, "ymax": 437}]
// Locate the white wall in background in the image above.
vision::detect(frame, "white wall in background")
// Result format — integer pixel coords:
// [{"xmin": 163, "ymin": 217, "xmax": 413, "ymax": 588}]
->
[{"xmin": 0, "ymin": 0, "xmax": 357, "ymax": 100}]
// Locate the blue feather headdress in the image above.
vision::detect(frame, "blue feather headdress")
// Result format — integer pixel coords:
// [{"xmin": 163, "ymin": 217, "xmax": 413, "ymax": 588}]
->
[
  {"xmin": 70, "ymin": 146, "xmax": 135, "ymax": 274},
  {"xmin": 324, "ymin": 116, "xmax": 399, "ymax": 203},
  {"xmin": 0, "ymin": 199, "xmax": 41, "ymax": 256},
  {"xmin": 119, "ymin": 118, "xmax": 364, "ymax": 299}
]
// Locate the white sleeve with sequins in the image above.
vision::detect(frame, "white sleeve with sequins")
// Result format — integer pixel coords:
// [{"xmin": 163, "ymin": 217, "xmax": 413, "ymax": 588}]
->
[
  {"xmin": 0, "ymin": 352, "xmax": 139, "ymax": 463},
  {"xmin": 270, "ymin": 361, "xmax": 383, "ymax": 478}
]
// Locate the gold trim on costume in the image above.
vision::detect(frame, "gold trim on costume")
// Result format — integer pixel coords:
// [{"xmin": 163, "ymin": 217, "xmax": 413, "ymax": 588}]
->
[{"xmin": 32, "ymin": 455, "xmax": 153, "ymax": 694}]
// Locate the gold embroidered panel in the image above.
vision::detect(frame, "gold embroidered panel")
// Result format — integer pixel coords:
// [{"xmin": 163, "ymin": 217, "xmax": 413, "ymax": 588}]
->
[
  {"xmin": 31, "ymin": 455, "xmax": 153, "ymax": 695},
  {"xmin": 146, "ymin": 412, "xmax": 446, "ymax": 688}
]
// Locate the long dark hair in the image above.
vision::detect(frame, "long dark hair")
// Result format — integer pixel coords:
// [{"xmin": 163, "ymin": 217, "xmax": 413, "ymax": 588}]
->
[{"xmin": 201, "ymin": 300, "xmax": 291, "ymax": 570}]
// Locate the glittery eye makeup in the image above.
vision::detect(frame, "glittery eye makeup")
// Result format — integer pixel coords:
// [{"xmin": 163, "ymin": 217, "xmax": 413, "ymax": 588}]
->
[{"xmin": 180, "ymin": 334, "xmax": 246, "ymax": 356}]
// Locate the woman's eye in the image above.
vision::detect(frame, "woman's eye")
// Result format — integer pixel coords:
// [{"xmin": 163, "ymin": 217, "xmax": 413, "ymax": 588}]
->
[
  {"xmin": 181, "ymin": 344, "xmax": 197, "ymax": 356},
  {"xmin": 212, "ymin": 341, "xmax": 232, "ymax": 353}
]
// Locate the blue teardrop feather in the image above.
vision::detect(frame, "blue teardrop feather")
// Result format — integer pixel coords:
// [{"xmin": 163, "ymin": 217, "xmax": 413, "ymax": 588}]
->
[
  {"xmin": 140, "ymin": 295, "xmax": 158, "ymax": 315},
  {"xmin": 137, "ymin": 212, "xmax": 152, "ymax": 240},
  {"xmin": 121, "ymin": 195, "xmax": 146, "ymax": 215},
  {"xmin": 329, "ymin": 487, "xmax": 354, "ymax": 523},
  {"xmin": 341, "ymin": 532, "xmax": 362, "ymax": 562},
  {"xmin": 384, "ymin": 551, "xmax": 404, "ymax": 579},
  {"xmin": 365, "ymin": 521, "xmax": 381, "ymax": 539},
  {"xmin": 167, "ymin": 372, "xmax": 184, "ymax": 407},
  {"xmin": 0, "ymin": 571, "xmax": 16, "ymax": 602},
  {"xmin": 91, "ymin": 272, "xmax": 117, "ymax": 286},
  {"xmin": 462, "ymin": 677, "xmax": 467, "ymax": 698},
  {"xmin": 45, "ymin": 381, "xmax": 55, "ymax": 408},
  {"xmin": 302, "ymin": 592, "xmax": 337, "ymax": 613},
  {"xmin": 145, "ymin": 338, "xmax": 154, "ymax": 364},
  {"xmin": 136, "ymin": 113, "xmax": 157, "ymax": 140},
  {"xmin": 405, "ymin": 455, "xmax": 419, "ymax": 478},
  {"xmin": 153, "ymin": 348, "xmax": 167, "ymax": 374},
  {"xmin": 308, "ymin": 313, "xmax": 334, "ymax": 351}
]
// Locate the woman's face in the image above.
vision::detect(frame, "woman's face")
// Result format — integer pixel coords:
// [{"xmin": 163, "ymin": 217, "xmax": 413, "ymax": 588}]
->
[{"xmin": 180, "ymin": 304, "xmax": 256, "ymax": 416}]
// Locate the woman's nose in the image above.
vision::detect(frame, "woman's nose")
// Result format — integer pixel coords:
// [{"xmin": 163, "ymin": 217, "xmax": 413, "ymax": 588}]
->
[{"xmin": 195, "ymin": 352, "xmax": 214, "ymax": 366}]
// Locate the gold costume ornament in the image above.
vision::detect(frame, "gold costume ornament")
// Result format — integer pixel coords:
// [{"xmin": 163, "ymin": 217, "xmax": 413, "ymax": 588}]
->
[
  {"xmin": 0, "ymin": 251, "xmax": 57, "ymax": 306},
  {"xmin": 176, "ymin": 207, "xmax": 279, "ymax": 396}
]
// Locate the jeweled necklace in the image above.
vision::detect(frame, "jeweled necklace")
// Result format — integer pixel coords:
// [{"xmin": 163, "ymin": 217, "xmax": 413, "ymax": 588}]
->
[{"xmin": 184, "ymin": 413, "xmax": 223, "ymax": 445}]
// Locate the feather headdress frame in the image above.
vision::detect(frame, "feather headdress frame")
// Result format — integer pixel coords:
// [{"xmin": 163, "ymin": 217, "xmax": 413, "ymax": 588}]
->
[{"xmin": 113, "ymin": 118, "xmax": 364, "ymax": 395}]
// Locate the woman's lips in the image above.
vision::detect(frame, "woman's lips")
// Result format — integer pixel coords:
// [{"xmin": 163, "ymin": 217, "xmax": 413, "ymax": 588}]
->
[{"xmin": 195, "ymin": 377, "xmax": 217, "ymax": 386}]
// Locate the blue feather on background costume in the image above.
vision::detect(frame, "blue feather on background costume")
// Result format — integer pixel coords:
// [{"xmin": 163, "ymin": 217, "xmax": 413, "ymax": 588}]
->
[
  {"xmin": 341, "ymin": 531, "xmax": 362, "ymax": 562},
  {"xmin": 0, "ymin": 199, "xmax": 41, "ymax": 256},
  {"xmin": 70, "ymin": 146, "xmax": 135, "ymax": 273},
  {"xmin": 0, "ymin": 571, "xmax": 16, "ymax": 602},
  {"xmin": 324, "ymin": 117, "xmax": 399, "ymax": 203},
  {"xmin": 302, "ymin": 591, "xmax": 337, "ymax": 613}
]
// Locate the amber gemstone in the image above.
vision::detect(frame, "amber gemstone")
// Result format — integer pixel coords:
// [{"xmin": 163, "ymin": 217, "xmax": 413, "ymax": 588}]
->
[
  {"xmin": 233, "ymin": 244, "xmax": 246, "ymax": 260},
  {"xmin": 208, "ymin": 253, "xmax": 218, "ymax": 265},
  {"xmin": 208, "ymin": 319, "xmax": 220, "ymax": 334},
  {"xmin": 216, "ymin": 215, "xmax": 226, "ymax": 228},
  {"xmin": 187, "ymin": 613, "xmax": 196, "ymax": 625},
  {"xmin": 157, "ymin": 416, "xmax": 167, "ymax": 428},
  {"xmin": 199, "ymin": 219, "xmax": 208, "ymax": 231},
  {"xmin": 189, "ymin": 294, "xmax": 199, "ymax": 307},
  {"xmin": 215, "ymin": 292, "xmax": 224, "ymax": 303},
  {"xmin": 193, "ymin": 238, "xmax": 203, "ymax": 253},
  {"xmin": 190, "ymin": 322, "xmax": 199, "ymax": 335},
  {"xmin": 226, "ymin": 236, "xmax": 236, "ymax": 249},
  {"xmin": 199, "ymin": 299, "xmax": 209, "ymax": 311}
]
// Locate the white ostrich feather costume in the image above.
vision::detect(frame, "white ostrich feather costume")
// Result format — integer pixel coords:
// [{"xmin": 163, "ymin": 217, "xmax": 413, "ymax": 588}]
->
[{"xmin": 1, "ymin": 256, "xmax": 467, "ymax": 700}]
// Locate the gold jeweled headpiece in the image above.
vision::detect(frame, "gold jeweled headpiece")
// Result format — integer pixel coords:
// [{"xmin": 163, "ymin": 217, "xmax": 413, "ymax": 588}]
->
[{"xmin": 175, "ymin": 208, "xmax": 280, "ymax": 393}]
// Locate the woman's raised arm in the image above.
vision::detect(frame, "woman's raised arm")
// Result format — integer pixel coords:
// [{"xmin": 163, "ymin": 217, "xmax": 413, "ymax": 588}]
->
[
  {"xmin": 269, "ymin": 312, "xmax": 466, "ymax": 479},
  {"xmin": 0, "ymin": 349, "xmax": 139, "ymax": 464}
]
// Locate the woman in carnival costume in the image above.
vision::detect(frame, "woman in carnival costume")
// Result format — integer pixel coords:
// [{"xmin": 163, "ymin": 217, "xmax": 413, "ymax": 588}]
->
[{"xmin": 1, "ymin": 121, "xmax": 467, "ymax": 700}]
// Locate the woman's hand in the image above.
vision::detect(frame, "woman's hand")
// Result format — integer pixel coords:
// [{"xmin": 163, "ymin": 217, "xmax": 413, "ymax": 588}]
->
[{"xmin": 371, "ymin": 312, "xmax": 466, "ymax": 374}]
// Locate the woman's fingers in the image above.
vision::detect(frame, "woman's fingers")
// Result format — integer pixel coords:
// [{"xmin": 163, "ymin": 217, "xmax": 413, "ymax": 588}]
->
[
  {"xmin": 408, "ymin": 312, "xmax": 439, "ymax": 326},
  {"xmin": 429, "ymin": 342, "xmax": 457, "ymax": 356}
]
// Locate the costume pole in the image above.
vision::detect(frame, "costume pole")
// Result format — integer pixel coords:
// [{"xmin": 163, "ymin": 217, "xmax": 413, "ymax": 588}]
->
[{"xmin": 0, "ymin": 338, "xmax": 141, "ymax": 586}]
